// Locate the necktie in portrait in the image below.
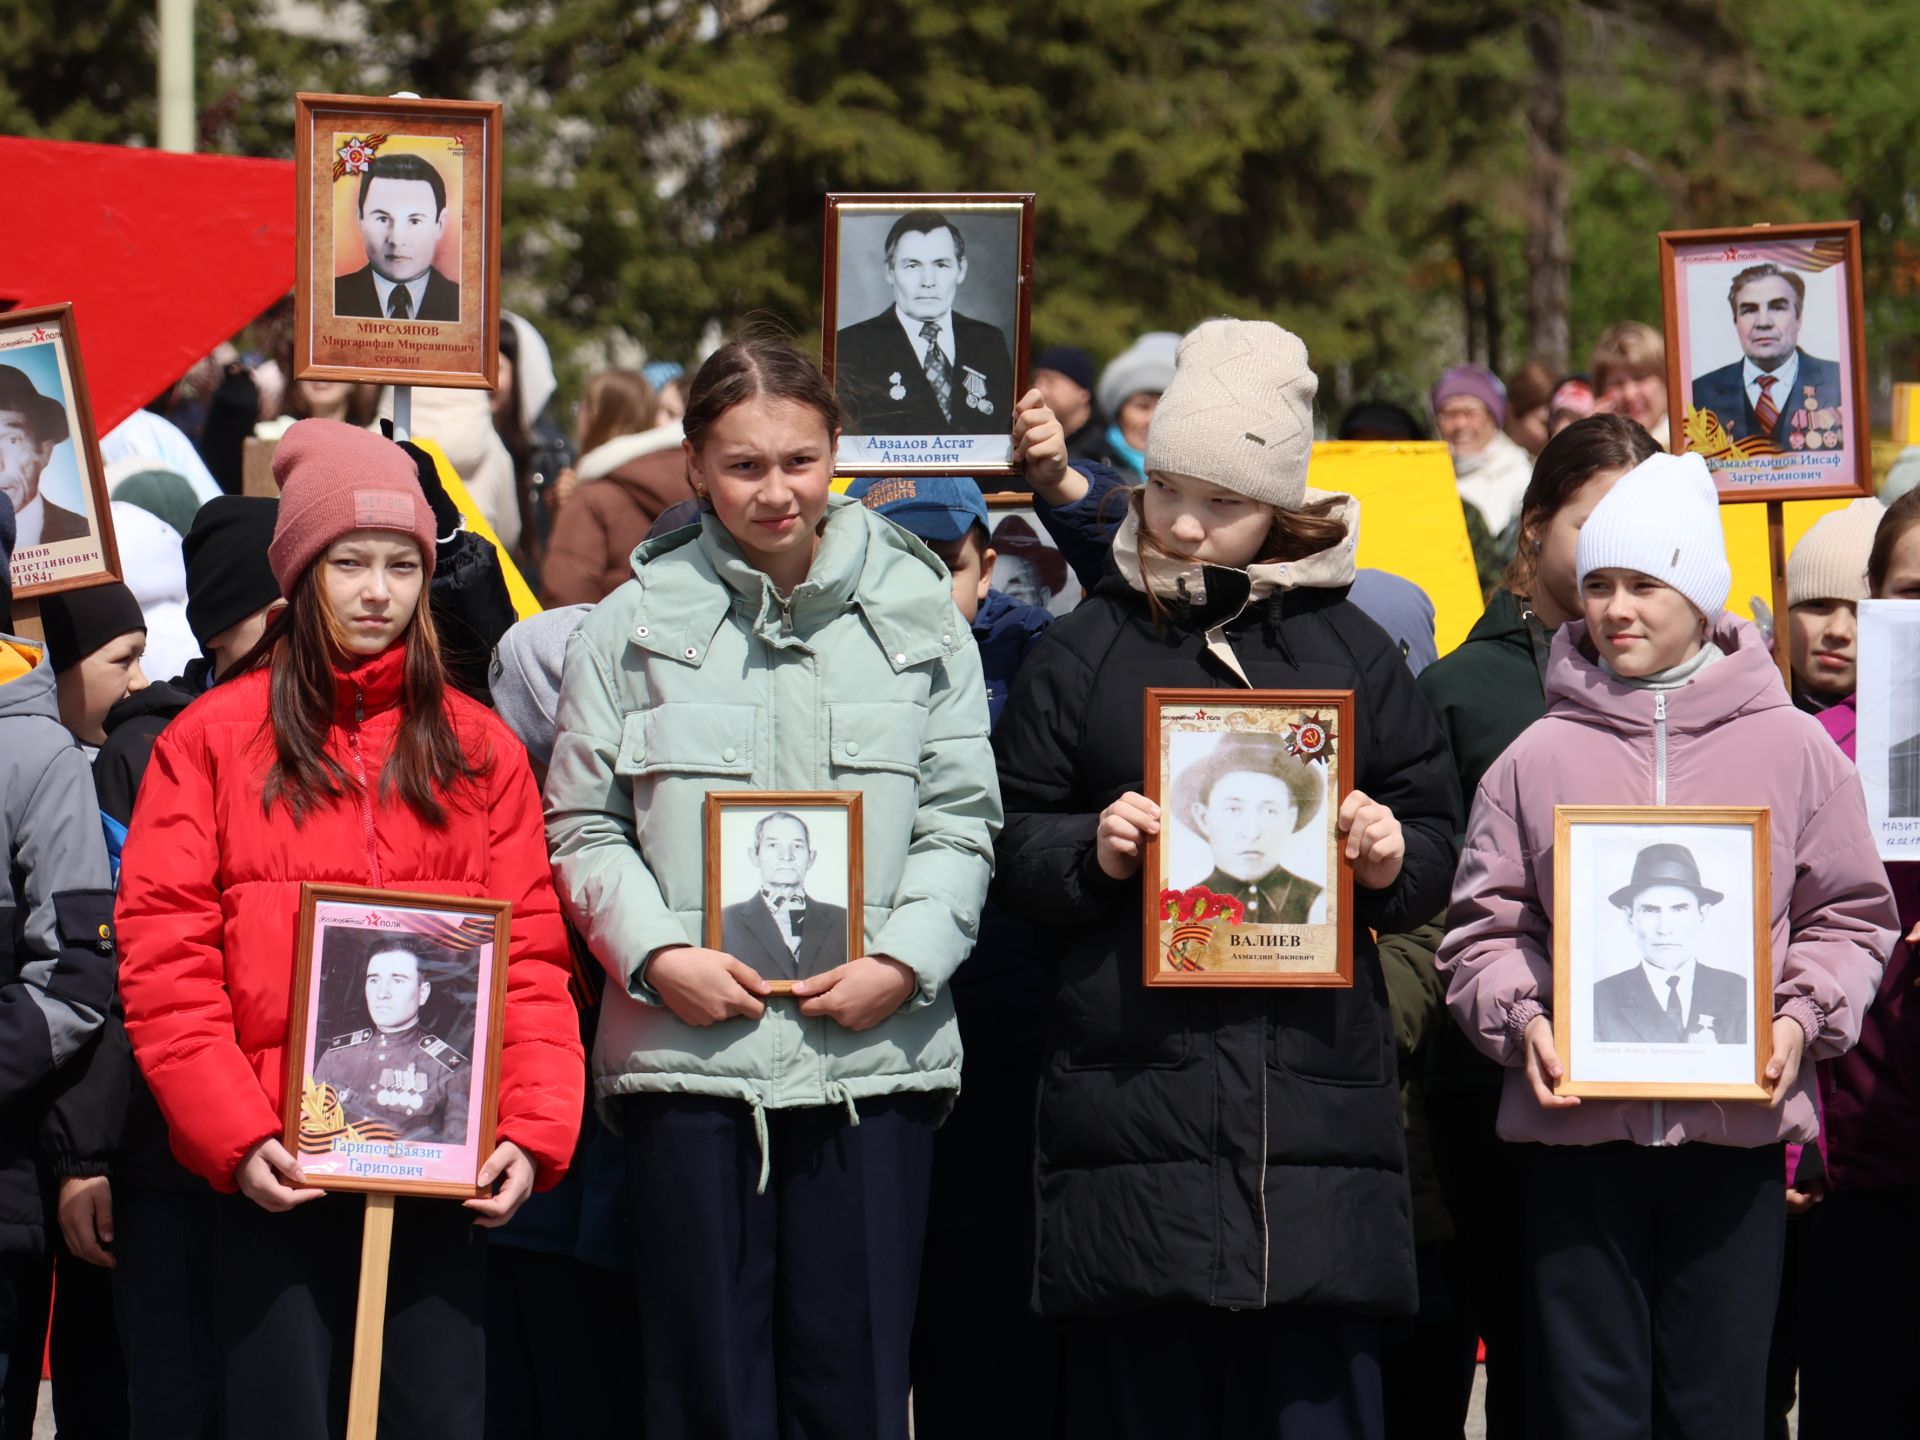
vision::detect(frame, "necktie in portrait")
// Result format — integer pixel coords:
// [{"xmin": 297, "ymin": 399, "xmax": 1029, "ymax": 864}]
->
[
  {"xmin": 389, "ymin": 285, "xmax": 413, "ymax": 320},
  {"xmin": 921, "ymin": 319, "xmax": 953, "ymax": 422},
  {"xmin": 1755, "ymin": 374, "xmax": 1778, "ymax": 432}
]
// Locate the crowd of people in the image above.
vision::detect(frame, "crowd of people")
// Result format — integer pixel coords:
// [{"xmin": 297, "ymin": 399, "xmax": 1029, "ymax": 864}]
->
[{"xmin": 0, "ymin": 298, "xmax": 1912, "ymax": 1440}]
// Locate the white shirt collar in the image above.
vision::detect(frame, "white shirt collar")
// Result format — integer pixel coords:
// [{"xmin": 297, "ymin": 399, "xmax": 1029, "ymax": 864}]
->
[
  {"xmin": 13, "ymin": 493, "xmax": 45, "ymax": 550},
  {"xmin": 1743, "ymin": 351, "xmax": 1799, "ymax": 416},
  {"xmin": 371, "ymin": 270, "xmax": 431, "ymax": 319},
  {"xmin": 1640, "ymin": 956, "xmax": 1697, "ymax": 1031},
  {"xmin": 894, "ymin": 305, "xmax": 955, "ymax": 369}
]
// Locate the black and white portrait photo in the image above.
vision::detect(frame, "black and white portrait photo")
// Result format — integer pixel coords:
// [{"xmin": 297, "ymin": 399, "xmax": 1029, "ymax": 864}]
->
[
  {"xmin": 1166, "ymin": 730, "xmax": 1329, "ymax": 927},
  {"xmin": 1145, "ymin": 692, "xmax": 1353, "ymax": 987},
  {"xmin": 824, "ymin": 194, "xmax": 1032, "ymax": 475},
  {"xmin": 1554, "ymin": 810, "xmax": 1769, "ymax": 1097},
  {"xmin": 708, "ymin": 798, "xmax": 861, "ymax": 982},
  {"xmin": 1591, "ymin": 843, "xmax": 1746, "ymax": 1045},
  {"xmin": 311, "ymin": 926, "xmax": 477, "ymax": 1149},
  {"xmin": 987, "ymin": 510, "xmax": 1079, "ymax": 617},
  {"xmin": 1853, "ymin": 599, "xmax": 1920, "ymax": 855}
]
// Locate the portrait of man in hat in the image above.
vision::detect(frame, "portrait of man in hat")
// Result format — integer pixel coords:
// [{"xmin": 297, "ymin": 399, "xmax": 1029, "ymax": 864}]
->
[
  {"xmin": 988, "ymin": 514, "xmax": 1070, "ymax": 612},
  {"xmin": 1170, "ymin": 732, "xmax": 1327, "ymax": 925},
  {"xmin": 720, "ymin": 811, "xmax": 850, "ymax": 980},
  {"xmin": 833, "ymin": 208, "xmax": 1015, "ymax": 439},
  {"xmin": 1592, "ymin": 842, "xmax": 1748, "ymax": 1045},
  {"xmin": 0, "ymin": 361, "xmax": 88, "ymax": 547}
]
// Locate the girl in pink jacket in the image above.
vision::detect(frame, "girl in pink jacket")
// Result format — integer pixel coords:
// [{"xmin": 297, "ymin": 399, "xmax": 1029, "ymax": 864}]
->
[{"xmin": 1438, "ymin": 451, "xmax": 1895, "ymax": 1439}]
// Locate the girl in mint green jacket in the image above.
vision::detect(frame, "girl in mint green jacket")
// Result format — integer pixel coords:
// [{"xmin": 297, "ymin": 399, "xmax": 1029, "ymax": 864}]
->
[{"xmin": 544, "ymin": 336, "xmax": 999, "ymax": 1440}]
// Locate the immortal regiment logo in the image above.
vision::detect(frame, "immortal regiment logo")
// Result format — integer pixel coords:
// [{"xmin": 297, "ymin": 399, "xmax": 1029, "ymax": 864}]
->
[
  {"xmin": 333, "ymin": 134, "xmax": 387, "ymax": 180},
  {"xmin": 299, "ymin": 1075, "xmax": 399, "ymax": 1152},
  {"xmin": 1284, "ymin": 712, "xmax": 1334, "ymax": 764}
]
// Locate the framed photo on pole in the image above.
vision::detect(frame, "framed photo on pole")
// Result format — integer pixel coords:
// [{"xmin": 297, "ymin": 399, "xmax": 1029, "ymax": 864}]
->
[
  {"xmin": 283, "ymin": 883, "xmax": 511, "ymax": 1197},
  {"xmin": 1550, "ymin": 806, "xmax": 1773, "ymax": 1100},
  {"xmin": 1142, "ymin": 689, "xmax": 1354, "ymax": 988},
  {"xmin": 705, "ymin": 791, "xmax": 864, "ymax": 997},
  {"xmin": 294, "ymin": 92, "xmax": 502, "ymax": 389},
  {"xmin": 822, "ymin": 192, "xmax": 1034, "ymax": 478},
  {"xmin": 1659, "ymin": 221, "xmax": 1871, "ymax": 502},
  {"xmin": 0, "ymin": 303, "xmax": 121, "ymax": 600}
]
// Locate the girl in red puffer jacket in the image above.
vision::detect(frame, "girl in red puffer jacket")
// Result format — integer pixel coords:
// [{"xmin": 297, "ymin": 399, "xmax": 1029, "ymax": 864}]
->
[{"xmin": 115, "ymin": 419, "xmax": 583, "ymax": 1440}]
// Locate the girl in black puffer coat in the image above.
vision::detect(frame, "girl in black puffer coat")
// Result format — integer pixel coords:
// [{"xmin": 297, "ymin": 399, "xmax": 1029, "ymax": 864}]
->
[{"xmin": 991, "ymin": 321, "xmax": 1458, "ymax": 1440}]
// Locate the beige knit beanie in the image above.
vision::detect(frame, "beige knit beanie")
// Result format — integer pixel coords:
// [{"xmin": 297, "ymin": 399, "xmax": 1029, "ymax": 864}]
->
[
  {"xmin": 1142, "ymin": 319, "xmax": 1317, "ymax": 509},
  {"xmin": 1787, "ymin": 497, "xmax": 1885, "ymax": 608}
]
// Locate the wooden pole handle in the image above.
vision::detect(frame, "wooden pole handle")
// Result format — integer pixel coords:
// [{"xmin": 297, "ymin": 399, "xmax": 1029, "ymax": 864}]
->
[
  {"xmin": 345, "ymin": 1193, "xmax": 397, "ymax": 1440},
  {"xmin": 1767, "ymin": 500, "xmax": 1791, "ymax": 687}
]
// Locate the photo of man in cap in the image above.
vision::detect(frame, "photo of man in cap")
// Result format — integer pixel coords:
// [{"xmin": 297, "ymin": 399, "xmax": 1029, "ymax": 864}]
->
[
  {"xmin": 721, "ymin": 811, "xmax": 850, "ymax": 981},
  {"xmin": 0, "ymin": 360, "xmax": 88, "ymax": 546},
  {"xmin": 833, "ymin": 208, "xmax": 1015, "ymax": 438},
  {"xmin": 1592, "ymin": 842, "xmax": 1748, "ymax": 1045},
  {"xmin": 334, "ymin": 151, "xmax": 462, "ymax": 322},
  {"xmin": 1170, "ymin": 732, "xmax": 1327, "ymax": 925},
  {"xmin": 313, "ymin": 937, "xmax": 471, "ymax": 1145}
]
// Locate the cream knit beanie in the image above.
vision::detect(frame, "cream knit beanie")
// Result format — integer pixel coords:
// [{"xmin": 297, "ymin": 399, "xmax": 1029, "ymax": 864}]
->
[
  {"xmin": 1787, "ymin": 497, "xmax": 1885, "ymax": 607},
  {"xmin": 1141, "ymin": 319, "xmax": 1317, "ymax": 509},
  {"xmin": 1575, "ymin": 451, "xmax": 1731, "ymax": 619}
]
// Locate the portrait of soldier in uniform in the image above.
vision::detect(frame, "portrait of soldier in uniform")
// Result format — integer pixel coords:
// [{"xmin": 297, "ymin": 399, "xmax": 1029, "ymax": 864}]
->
[
  {"xmin": 720, "ymin": 811, "xmax": 851, "ymax": 981},
  {"xmin": 334, "ymin": 151, "xmax": 462, "ymax": 322},
  {"xmin": 1592, "ymin": 842, "xmax": 1748, "ymax": 1046},
  {"xmin": 1169, "ymin": 732, "xmax": 1327, "ymax": 925},
  {"xmin": 0, "ymin": 361, "xmax": 89, "ymax": 547},
  {"xmin": 313, "ymin": 938, "xmax": 471, "ymax": 1145},
  {"xmin": 833, "ymin": 208, "xmax": 1016, "ymax": 438}
]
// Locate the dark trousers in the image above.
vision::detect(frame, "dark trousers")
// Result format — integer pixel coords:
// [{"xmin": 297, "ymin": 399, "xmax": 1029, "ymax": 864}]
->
[
  {"xmin": 0, "ymin": 1253, "xmax": 50, "ymax": 1440},
  {"xmin": 1762, "ymin": 1209, "xmax": 1811, "ymax": 1440},
  {"xmin": 620, "ymin": 1092, "xmax": 936, "ymax": 1440},
  {"xmin": 1796, "ymin": 1181, "xmax": 1920, "ymax": 1436},
  {"xmin": 1380, "ymin": 1243, "xmax": 1477, "ymax": 1439},
  {"xmin": 211, "ymin": 1191, "xmax": 485, "ymax": 1440},
  {"xmin": 49, "ymin": 1252, "xmax": 128, "ymax": 1438},
  {"xmin": 1426, "ymin": 1085, "xmax": 1526, "ymax": 1439},
  {"xmin": 1059, "ymin": 1304, "xmax": 1384, "ymax": 1440},
  {"xmin": 483, "ymin": 1244, "xmax": 639, "ymax": 1440},
  {"xmin": 113, "ymin": 1185, "xmax": 219, "ymax": 1440},
  {"xmin": 1524, "ymin": 1142, "xmax": 1785, "ymax": 1440}
]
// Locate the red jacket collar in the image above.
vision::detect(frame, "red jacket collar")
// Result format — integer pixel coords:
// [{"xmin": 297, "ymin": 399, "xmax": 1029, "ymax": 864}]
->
[{"xmin": 331, "ymin": 641, "xmax": 407, "ymax": 722}]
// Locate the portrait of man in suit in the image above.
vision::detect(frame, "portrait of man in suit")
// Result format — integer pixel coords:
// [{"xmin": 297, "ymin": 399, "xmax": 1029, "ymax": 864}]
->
[
  {"xmin": 1592, "ymin": 842, "xmax": 1748, "ymax": 1045},
  {"xmin": 1171, "ymin": 733, "xmax": 1327, "ymax": 925},
  {"xmin": 833, "ymin": 209, "xmax": 1015, "ymax": 438},
  {"xmin": 1690, "ymin": 263, "xmax": 1843, "ymax": 450},
  {"xmin": 0, "ymin": 362, "xmax": 89, "ymax": 547},
  {"xmin": 720, "ymin": 811, "xmax": 851, "ymax": 981},
  {"xmin": 335, "ymin": 151, "xmax": 462, "ymax": 323}
]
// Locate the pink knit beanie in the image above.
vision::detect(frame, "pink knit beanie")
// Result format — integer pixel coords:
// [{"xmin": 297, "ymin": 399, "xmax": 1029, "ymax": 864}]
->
[{"xmin": 267, "ymin": 419, "xmax": 438, "ymax": 594}]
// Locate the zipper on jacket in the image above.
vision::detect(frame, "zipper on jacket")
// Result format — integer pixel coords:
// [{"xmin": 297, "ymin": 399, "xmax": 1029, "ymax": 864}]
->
[
  {"xmin": 346, "ymin": 687, "xmax": 383, "ymax": 888},
  {"xmin": 1651, "ymin": 690, "xmax": 1668, "ymax": 1145}
]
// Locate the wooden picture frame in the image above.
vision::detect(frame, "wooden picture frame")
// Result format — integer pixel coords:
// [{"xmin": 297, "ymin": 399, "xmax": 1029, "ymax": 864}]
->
[
  {"xmin": 1143, "ymin": 688, "xmax": 1355, "ymax": 988},
  {"xmin": 821, "ymin": 192, "xmax": 1035, "ymax": 478},
  {"xmin": 0, "ymin": 302, "xmax": 122, "ymax": 601},
  {"xmin": 1551, "ymin": 806, "xmax": 1773, "ymax": 1101},
  {"xmin": 704, "ymin": 791, "xmax": 865, "ymax": 996},
  {"xmin": 283, "ymin": 883, "xmax": 513, "ymax": 1198},
  {"xmin": 974, "ymin": 490, "xmax": 1086, "ymax": 617},
  {"xmin": 1659, "ymin": 221, "xmax": 1871, "ymax": 502},
  {"xmin": 294, "ymin": 92, "xmax": 502, "ymax": 389}
]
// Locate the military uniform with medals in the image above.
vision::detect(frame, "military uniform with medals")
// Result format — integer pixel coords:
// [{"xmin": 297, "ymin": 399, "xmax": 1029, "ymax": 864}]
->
[{"xmin": 313, "ymin": 1021, "xmax": 470, "ymax": 1145}]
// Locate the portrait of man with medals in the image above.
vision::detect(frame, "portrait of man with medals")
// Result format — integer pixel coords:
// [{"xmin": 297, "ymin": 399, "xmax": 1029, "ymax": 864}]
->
[{"xmin": 313, "ymin": 939, "xmax": 471, "ymax": 1145}]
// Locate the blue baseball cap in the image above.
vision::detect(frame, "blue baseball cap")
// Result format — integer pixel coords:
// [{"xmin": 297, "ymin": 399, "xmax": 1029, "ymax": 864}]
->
[{"xmin": 846, "ymin": 475, "xmax": 990, "ymax": 545}]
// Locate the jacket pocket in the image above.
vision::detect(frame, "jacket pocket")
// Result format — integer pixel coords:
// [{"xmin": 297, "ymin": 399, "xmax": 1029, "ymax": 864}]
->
[
  {"xmin": 1272, "ymin": 991, "xmax": 1387, "ymax": 1087},
  {"xmin": 618, "ymin": 704, "xmax": 757, "ymax": 779},
  {"xmin": 827, "ymin": 702, "xmax": 926, "ymax": 779}
]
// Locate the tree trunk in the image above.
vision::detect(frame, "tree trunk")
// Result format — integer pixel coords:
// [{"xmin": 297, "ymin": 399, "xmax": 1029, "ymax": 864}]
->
[{"xmin": 1523, "ymin": 11, "xmax": 1571, "ymax": 374}]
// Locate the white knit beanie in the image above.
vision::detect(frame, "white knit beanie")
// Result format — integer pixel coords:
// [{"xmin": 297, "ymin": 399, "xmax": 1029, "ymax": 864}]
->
[
  {"xmin": 1141, "ymin": 319, "xmax": 1317, "ymax": 510},
  {"xmin": 1575, "ymin": 451, "xmax": 1730, "ymax": 619},
  {"xmin": 1787, "ymin": 497, "xmax": 1885, "ymax": 607},
  {"xmin": 1096, "ymin": 332, "xmax": 1181, "ymax": 421}
]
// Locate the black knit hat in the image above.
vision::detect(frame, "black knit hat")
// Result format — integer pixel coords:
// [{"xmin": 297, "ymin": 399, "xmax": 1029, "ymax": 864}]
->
[
  {"xmin": 182, "ymin": 496, "xmax": 280, "ymax": 648},
  {"xmin": 41, "ymin": 582, "xmax": 146, "ymax": 673}
]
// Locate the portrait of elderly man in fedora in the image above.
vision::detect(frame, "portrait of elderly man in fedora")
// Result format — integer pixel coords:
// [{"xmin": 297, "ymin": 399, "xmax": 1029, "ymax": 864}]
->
[
  {"xmin": 0, "ymin": 363, "xmax": 88, "ymax": 547},
  {"xmin": 1593, "ymin": 842, "xmax": 1748, "ymax": 1045},
  {"xmin": 1171, "ymin": 732, "xmax": 1327, "ymax": 925}
]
